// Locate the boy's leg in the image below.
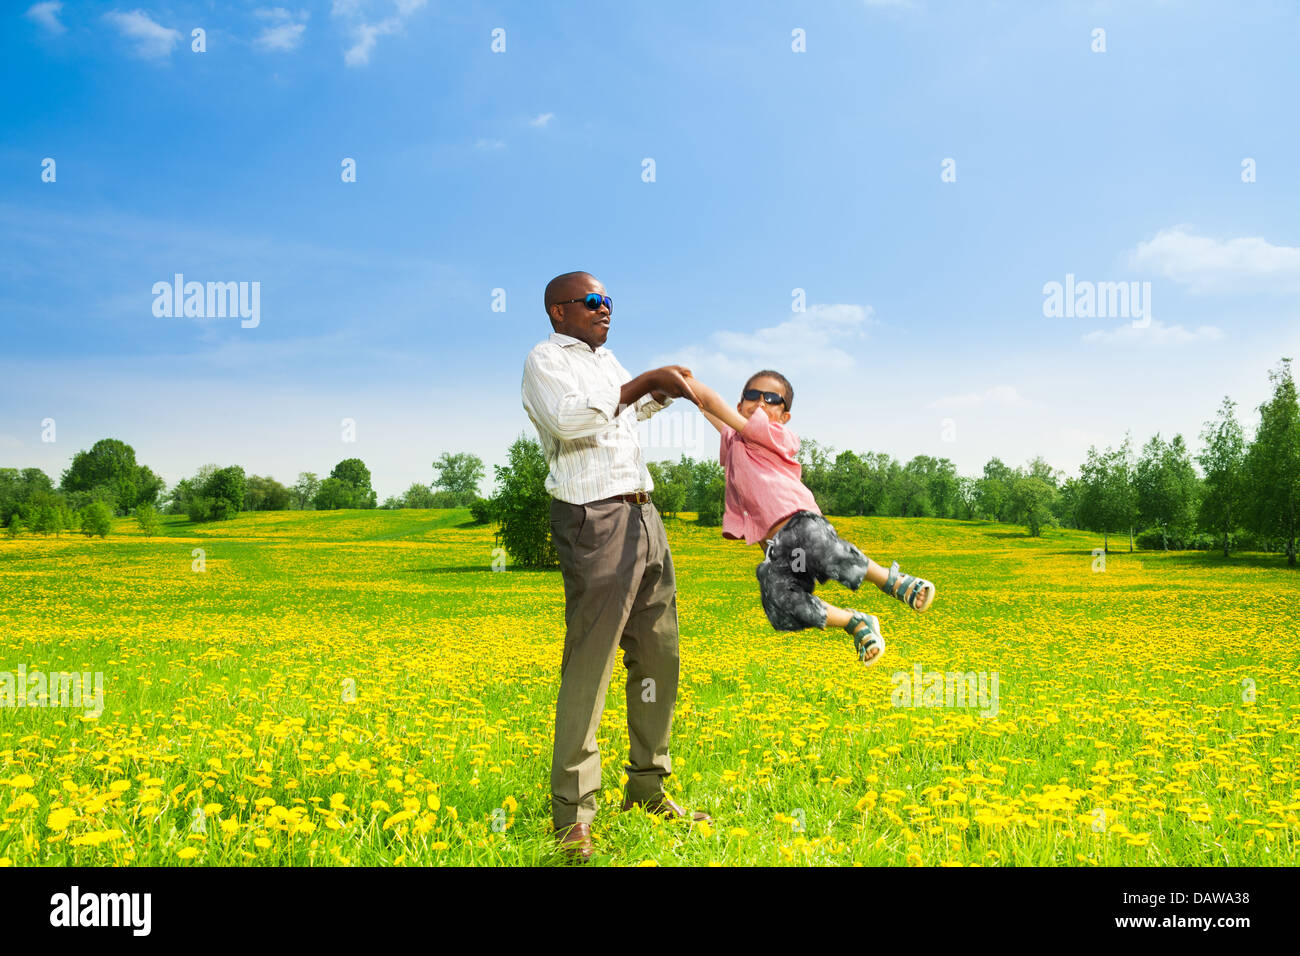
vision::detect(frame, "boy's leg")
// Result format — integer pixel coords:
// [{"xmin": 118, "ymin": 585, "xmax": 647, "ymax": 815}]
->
[
  {"xmin": 812, "ymin": 518, "xmax": 934, "ymax": 610},
  {"xmin": 757, "ymin": 519, "xmax": 830, "ymax": 631},
  {"xmin": 760, "ymin": 515, "xmax": 884, "ymax": 661},
  {"xmin": 802, "ymin": 516, "xmax": 874, "ymax": 591}
]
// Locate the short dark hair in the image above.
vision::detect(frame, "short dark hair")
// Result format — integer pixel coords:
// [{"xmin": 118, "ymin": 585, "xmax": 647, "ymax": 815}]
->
[{"xmin": 745, "ymin": 369, "xmax": 793, "ymax": 411}]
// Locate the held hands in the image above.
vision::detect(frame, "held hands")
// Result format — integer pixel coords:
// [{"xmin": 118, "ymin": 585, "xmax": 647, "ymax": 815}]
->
[
  {"xmin": 675, "ymin": 369, "xmax": 721, "ymax": 415},
  {"xmin": 649, "ymin": 365, "xmax": 700, "ymax": 406}
]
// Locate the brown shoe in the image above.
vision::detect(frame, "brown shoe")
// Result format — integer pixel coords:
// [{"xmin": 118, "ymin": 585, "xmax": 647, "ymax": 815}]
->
[
  {"xmin": 554, "ymin": 822, "xmax": 594, "ymax": 862},
  {"xmin": 621, "ymin": 793, "xmax": 711, "ymax": 823}
]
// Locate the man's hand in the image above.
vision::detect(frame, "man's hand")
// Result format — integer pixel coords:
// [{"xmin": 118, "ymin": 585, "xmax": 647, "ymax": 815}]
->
[
  {"xmin": 650, "ymin": 365, "xmax": 692, "ymax": 404},
  {"xmin": 649, "ymin": 366, "xmax": 699, "ymax": 405},
  {"xmin": 621, "ymin": 365, "xmax": 699, "ymax": 411}
]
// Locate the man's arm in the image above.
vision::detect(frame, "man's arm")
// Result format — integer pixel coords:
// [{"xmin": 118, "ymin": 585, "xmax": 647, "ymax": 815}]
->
[
  {"xmin": 612, "ymin": 357, "xmax": 679, "ymax": 421},
  {"xmin": 523, "ymin": 351, "xmax": 701, "ymax": 441},
  {"xmin": 619, "ymin": 365, "xmax": 699, "ymax": 411}
]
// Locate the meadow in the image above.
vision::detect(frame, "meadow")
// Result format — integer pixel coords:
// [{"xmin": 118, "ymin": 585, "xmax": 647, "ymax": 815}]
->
[{"xmin": 1, "ymin": 508, "xmax": 1297, "ymax": 867}]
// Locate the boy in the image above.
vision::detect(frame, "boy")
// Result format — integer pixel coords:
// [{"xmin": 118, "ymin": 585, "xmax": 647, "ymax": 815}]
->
[{"xmin": 688, "ymin": 369, "xmax": 936, "ymax": 664}]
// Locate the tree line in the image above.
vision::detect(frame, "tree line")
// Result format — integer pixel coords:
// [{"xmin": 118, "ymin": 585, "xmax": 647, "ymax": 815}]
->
[
  {"xmin": 0, "ymin": 447, "xmax": 487, "ymax": 537},
  {"xmin": 485, "ymin": 358, "xmax": 1299, "ymax": 567},
  {"xmin": 4, "ymin": 360, "xmax": 1296, "ymax": 567}
]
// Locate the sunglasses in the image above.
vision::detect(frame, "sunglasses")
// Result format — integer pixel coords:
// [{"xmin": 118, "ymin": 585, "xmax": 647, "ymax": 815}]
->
[
  {"xmin": 555, "ymin": 293, "xmax": 613, "ymax": 315},
  {"xmin": 743, "ymin": 388, "xmax": 787, "ymax": 407}
]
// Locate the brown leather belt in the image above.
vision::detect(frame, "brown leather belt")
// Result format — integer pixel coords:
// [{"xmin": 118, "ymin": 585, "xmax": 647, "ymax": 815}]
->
[{"xmin": 589, "ymin": 490, "xmax": 651, "ymax": 505}]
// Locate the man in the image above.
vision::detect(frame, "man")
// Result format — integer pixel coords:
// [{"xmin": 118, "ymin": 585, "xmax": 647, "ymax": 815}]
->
[{"xmin": 521, "ymin": 271, "xmax": 712, "ymax": 863}]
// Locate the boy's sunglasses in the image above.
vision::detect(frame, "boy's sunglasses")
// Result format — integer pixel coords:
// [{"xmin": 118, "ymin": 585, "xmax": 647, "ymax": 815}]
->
[
  {"xmin": 555, "ymin": 293, "xmax": 613, "ymax": 315},
  {"xmin": 743, "ymin": 388, "xmax": 787, "ymax": 407}
]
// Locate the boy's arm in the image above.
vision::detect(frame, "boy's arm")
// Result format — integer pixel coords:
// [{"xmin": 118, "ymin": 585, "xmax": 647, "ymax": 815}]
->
[{"xmin": 691, "ymin": 380, "xmax": 751, "ymax": 434}]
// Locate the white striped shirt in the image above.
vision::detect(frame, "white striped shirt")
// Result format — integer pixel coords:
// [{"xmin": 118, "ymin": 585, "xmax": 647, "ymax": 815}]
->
[{"xmin": 521, "ymin": 330, "xmax": 674, "ymax": 505}]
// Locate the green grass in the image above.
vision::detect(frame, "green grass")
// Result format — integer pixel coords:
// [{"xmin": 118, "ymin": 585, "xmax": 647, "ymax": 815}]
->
[{"xmin": 0, "ymin": 509, "xmax": 1297, "ymax": 867}]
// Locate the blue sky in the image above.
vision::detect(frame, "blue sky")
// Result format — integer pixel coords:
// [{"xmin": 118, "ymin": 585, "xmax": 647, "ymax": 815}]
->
[{"xmin": 3, "ymin": 0, "xmax": 1299, "ymax": 499}]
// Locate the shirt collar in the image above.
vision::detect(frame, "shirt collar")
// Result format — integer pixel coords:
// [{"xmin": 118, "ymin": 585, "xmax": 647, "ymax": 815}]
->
[{"xmin": 549, "ymin": 330, "xmax": 605, "ymax": 354}]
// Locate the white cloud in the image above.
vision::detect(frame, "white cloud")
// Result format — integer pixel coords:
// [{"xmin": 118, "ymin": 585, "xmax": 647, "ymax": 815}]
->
[
  {"xmin": 343, "ymin": 19, "xmax": 397, "ymax": 65},
  {"xmin": 1131, "ymin": 226, "xmax": 1300, "ymax": 293},
  {"xmin": 254, "ymin": 8, "xmax": 308, "ymax": 52},
  {"xmin": 25, "ymin": 1, "xmax": 64, "ymax": 34},
  {"xmin": 926, "ymin": 385, "xmax": 1028, "ymax": 409},
  {"xmin": 1081, "ymin": 317, "xmax": 1224, "ymax": 346},
  {"xmin": 474, "ymin": 138, "xmax": 505, "ymax": 150},
  {"xmin": 331, "ymin": 0, "xmax": 426, "ymax": 66},
  {"xmin": 529, "ymin": 112, "xmax": 555, "ymax": 127},
  {"xmin": 650, "ymin": 303, "xmax": 877, "ymax": 384},
  {"xmin": 256, "ymin": 23, "xmax": 306, "ymax": 50},
  {"xmin": 103, "ymin": 9, "xmax": 181, "ymax": 59}
]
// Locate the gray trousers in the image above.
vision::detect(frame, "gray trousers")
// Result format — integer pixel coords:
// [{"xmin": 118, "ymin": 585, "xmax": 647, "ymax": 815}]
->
[{"xmin": 548, "ymin": 497, "xmax": 681, "ymax": 828}]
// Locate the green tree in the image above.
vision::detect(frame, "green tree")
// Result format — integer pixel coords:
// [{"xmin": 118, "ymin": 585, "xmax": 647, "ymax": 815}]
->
[
  {"xmin": 186, "ymin": 497, "xmax": 215, "ymax": 522},
  {"xmin": 863, "ymin": 452, "xmax": 900, "ymax": 516},
  {"xmin": 647, "ymin": 461, "xmax": 687, "ymax": 518},
  {"xmin": 1134, "ymin": 433, "xmax": 1199, "ymax": 550},
  {"xmin": 78, "ymin": 501, "xmax": 114, "ymax": 538},
  {"xmin": 28, "ymin": 491, "xmax": 62, "ymax": 535},
  {"xmin": 1197, "ymin": 397, "xmax": 1247, "ymax": 557},
  {"xmin": 401, "ymin": 483, "xmax": 438, "ymax": 509},
  {"xmin": 314, "ymin": 477, "xmax": 360, "ymax": 510},
  {"xmin": 1078, "ymin": 437, "xmax": 1138, "ymax": 553},
  {"xmin": 1024, "ymin": 456, "xmax": 1062, "ymax": 488},
  {"xmin": 1008, "ymin": 474, "xmax": 1057, "ymax": 537},
  {"xmin": 1243, "ymin": 359, "xmax": 1300, "ymax": 565},
  {"xmin": 291, "ymin": 472, "xmax": 320, "ymax": 510},
  {"xmin": 826, "ymin": 451, "xmax": 868, "ymax": 516},
  {"xmin": 492, "ymin": 436, "xmax": 557, "ymax": 568},
  {"xmin": 953, "ymin": 475, "xmax": 978, "ymax": 520},
  {"xmin": 796, "ymin": 439, "xmax": 835, "ymax": 512},
  {"xmin": 432, "ymin": 453, "xmax": 485, "ymax": 507},
  {"xmin": 691, "ymin": 459, "xmax": 726, "ymax": 526},
  {"xmin": 329, "ymin": 459, "xmax": 377, "ymax": 509},
  {"xmin": 468, "ymin": 496, "xmax": 496, "ymax": 525},
  {"xmin": 60, "ymin": 438, "xmax": 160, "ymax": 515},
  {"xmin": 898, "ymin": 457, "xmax": 940, "ymax": 518},
  {"xmin": 164, "ymin": 477, "xmax": 195, "ymax": 515},
  {"xmin": 975, "ymin": 458, "xmax": 1014, "ymax": 522},
  {"xmin": 243, "ymin": 475, "xmax": 291, "ymax": 511},
  {"xmin": 1053, "ymin": 476, "xmax": 1083, "ymax": 529},
  {"xmin": 135, "ymin": 465, "xmax": 166, "ymax": 510},
  {"xmin": 201, "ymin": 466, "xmax": 246, "ymax": 521},
  {"xmin": 1, "ymin": 468, "xmax": 55, "ymax": 526},
  {"xmin": 135, "ymin": 503, "xmax": 162, "ymax": 537},
  {"xmin": 927, "ymin": 457, "xmax": 961, "ymax": 518}
]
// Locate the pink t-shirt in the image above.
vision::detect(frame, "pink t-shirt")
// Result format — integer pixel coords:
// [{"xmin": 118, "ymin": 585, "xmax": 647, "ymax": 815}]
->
[{"xmin": 719, "ymin": 411, "xmax": 821, "ymax": 545}]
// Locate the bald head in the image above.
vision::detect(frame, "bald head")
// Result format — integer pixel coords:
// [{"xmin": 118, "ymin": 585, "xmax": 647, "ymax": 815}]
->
[
  {"xmin": 543, "ymin": 271, "xmax": 611, "ymax": 349},
  {"xmin": 544, "ymin": 272, "xmax": 596, "ymax": 324}
]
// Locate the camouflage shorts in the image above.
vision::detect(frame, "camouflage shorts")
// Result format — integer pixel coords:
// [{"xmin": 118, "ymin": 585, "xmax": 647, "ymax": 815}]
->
[{"xmin": 755, "ymin": 511, "xmax": 871, "ymax": 631}]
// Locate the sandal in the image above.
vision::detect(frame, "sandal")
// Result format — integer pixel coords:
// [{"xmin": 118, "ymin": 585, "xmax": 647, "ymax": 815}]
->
[
  {"xmin": 882, "ymin": 561, "xmax": 936, "ymax": 613},
  {"xmin": 846, "ymin": 611, "xmax": 885, "ymax": 666}
]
